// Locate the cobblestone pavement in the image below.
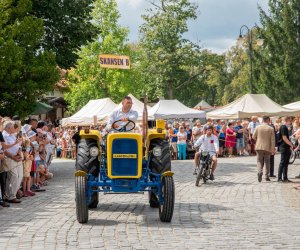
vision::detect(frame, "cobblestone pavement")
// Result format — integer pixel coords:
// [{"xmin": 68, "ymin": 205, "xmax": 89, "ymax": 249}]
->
[{"xmin": 0, "ymin": 155, "xmax": 300, "ymax": 250}]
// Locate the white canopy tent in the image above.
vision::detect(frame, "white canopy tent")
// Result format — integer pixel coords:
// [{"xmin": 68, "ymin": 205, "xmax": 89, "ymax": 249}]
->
[
  {"xmin": 116, "ymin": 94, "xmax": 150, "ymax": 120},
  {"xmin": 194, "ymin": 100, "xmax": 214, "ymax": 111},
  {"xmin": 62, "ymin": 98, "xmax": 117, "ymax": 127},
  {"xmin": 206, "ymin": 94, "xmax": 300, "ymax": 119},
  {"xmin": 148, "ymin": 99, "xmax": 206, "ymax": 120},
  {"xmin": 283, "ymin": 101, "xmax": 300, "ymax": 111}
]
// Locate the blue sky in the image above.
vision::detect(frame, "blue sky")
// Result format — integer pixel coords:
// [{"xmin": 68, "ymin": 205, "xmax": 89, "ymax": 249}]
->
[{"xmin": 116, "ymin": 0, "xmax": 269, "ymax": 54}]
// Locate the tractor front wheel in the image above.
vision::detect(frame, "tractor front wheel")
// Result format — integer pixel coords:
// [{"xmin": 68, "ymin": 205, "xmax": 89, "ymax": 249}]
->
[
  {"xmin": 75, "ymin": 176, "xmax": 89, "ymax": 223},
  {"xmin": 159, "ymin": 176, "xmax": 175, "ymax": 222}
]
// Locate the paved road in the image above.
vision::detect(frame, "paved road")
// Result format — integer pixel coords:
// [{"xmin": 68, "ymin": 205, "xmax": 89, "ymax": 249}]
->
[{"xmin": 0, "ymin": 155, "xmax": 300, "ymax": 249}]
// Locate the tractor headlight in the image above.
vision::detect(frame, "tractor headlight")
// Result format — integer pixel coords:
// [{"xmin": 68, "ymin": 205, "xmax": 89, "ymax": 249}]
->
[
  {"xmin": 153, "ymin": 146, "xmax": 162, "ymax": 157},
  {"xmin": 90, "ymin": 146, "xmax": 99, "ymax": 157}
]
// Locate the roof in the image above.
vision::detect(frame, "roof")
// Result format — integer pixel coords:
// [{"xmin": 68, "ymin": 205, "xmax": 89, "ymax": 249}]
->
[
  {"xmin": 32, "ymin": 102, "xmax": 53, "ymax": 115},
  {"xmin": 206, "ymin": 94, "xmax": 300, "ymax": 119},
  {"xmin": 283, "ymin": 101, "xmax": 300, "ymax": 110},
  {"xmin": 194, "ymin": 100, "xmax": 212, "ymax": 109},
  {"xmin": 61, "ymin": 98, "xmax": 117, "ymax": 126},
  {"xmin": 148, "ymin": 100, "xmax": 206, "ymax": 119}
]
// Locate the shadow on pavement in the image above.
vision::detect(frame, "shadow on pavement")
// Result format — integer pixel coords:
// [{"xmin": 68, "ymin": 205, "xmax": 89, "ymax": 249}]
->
[{"xmin": 88, "ymin": 201, "xmax": 232, "ymax": 229}]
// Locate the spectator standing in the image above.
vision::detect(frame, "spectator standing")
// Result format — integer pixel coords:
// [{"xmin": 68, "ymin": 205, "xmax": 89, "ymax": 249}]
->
[
  {"xmin": 0, "ymin": 127, "xmax": 10, "ymax": 207},
  {"xmin": 177, "ymin": 126, "xmax": 187, "ymax": 160},
  {"xmin": 29, "ymin": 118, "xmax": 38, "ymax": 134},
  {"xmin": 242, "ymin": 121, "xmax": 250, "ymax": 155},
  {"xmin": 22, "ymin": 139, "xmax": 35, "ymax": 196},
  {"xmin": 225, "ymin": 122, "xmax": 236, "ymax": 157},
  {"xmin": 234, "ymin": 120, "xmax": 245, "ymax": 156},
  {"xmin": 253, "ymin": 116, "xmax": 275, "ymax": 182},
  {"xmin": 192, "ymin": 120, "xmax": 202, "ymax": 142},
  {"xmin": 185, "ymin": 124, "xmax": 192, "ymax": 142},
  {"xmin": 2, "ymin": 121, "xmax": 23, "ymax": 203},
  {"xmin": 268, "ymin": 120, "xmax": 277, "ymax": 178},
  {"xmin": 170, "ymin": 123, "xmax": 179, "ymax": 160},
  {"xmin": 248, "ymin": 116, "xmax": 260, "ymax": 155},
  {"xmin": 216, "ymin": 120, "xmax": 225, "ymax": 157},
  {"xmin": 277, "ymin": 117, "xmax": 293, "ymax": 182}
]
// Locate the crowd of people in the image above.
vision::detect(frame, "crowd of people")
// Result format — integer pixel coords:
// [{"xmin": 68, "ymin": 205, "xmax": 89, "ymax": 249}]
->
[
  {"xmin": 0, "ymin": 115, "xmax": 79, "ymax": 208},
  {"xmin": 166, "ymin": 116, "xmax": 300, "ymax": 184},
  {"xmin": 1, "ymin": 108, "xmax": 300, "ymax": 209}
]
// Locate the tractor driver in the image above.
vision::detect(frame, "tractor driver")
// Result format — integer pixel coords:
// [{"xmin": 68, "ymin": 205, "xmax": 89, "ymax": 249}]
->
[{"xmin": 106, "ymin": 96, "xmax": 138, "ymax": 132}]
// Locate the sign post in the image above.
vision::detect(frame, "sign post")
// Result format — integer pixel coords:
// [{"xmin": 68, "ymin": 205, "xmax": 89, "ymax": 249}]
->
[{"xmin": 99, "ymin": 54, "xmax": 130, "ymax": 70}]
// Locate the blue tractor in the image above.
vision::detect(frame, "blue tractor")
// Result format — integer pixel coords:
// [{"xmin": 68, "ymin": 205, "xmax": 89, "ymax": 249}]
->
[{"xmin": 74, "ymin": 118, "xmax": 174, "ymax": 223}]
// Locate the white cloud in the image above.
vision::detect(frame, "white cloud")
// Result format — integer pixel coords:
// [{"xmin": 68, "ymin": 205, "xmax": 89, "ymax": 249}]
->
[{"xmin": 116, "ymin": 0, "xmax": 269, "ymax": 53}]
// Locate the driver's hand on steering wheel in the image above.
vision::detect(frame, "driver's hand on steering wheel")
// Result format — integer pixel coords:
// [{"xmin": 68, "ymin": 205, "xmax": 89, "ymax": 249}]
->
[
  {"xmin": 121, "ymin": 117, "xmax": 128, "ymax": 122},
  {"xmin": 113, "ymin": 123, "xmax": 120, "ymax": 129}
]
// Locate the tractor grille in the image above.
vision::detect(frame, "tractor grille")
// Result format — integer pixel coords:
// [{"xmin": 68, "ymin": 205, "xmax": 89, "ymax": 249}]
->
[{"xmin": 111, "ymin": 138, "xmax": 138, "ymax": 177}]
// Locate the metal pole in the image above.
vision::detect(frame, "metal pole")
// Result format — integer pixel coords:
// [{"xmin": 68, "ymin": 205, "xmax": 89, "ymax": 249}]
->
[
  {"xmin": 239, "ymin": 25, "xmax": 254, "ymax": 94},
  {"xmin": 249, "ymin": 29, "xmax": 253, "ymax": 94}
]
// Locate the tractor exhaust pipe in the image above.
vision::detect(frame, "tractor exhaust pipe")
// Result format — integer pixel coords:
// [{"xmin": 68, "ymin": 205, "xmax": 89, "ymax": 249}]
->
[{"xmin": 142, "ymin": 95, "xmax": 148, "ymax": 147}]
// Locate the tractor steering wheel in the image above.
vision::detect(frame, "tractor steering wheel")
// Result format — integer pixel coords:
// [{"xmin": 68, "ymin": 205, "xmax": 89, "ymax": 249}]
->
[{"xmin": 111, "ymin": 119, "xmax": 135, "ymax": 132}]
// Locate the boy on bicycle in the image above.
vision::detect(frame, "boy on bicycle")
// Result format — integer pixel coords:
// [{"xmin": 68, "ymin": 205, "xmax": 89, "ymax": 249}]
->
[{"xmin": 193, "ymin": 125, "xmax": 219, "ymax": 180}]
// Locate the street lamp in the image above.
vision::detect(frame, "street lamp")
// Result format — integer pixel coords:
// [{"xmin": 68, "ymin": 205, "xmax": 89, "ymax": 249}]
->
[{"xmin": 237, "ymin": 25, "xmax": 264, "ymax": 94}]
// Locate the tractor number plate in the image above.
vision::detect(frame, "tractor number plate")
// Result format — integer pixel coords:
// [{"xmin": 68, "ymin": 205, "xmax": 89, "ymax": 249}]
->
[{"xmin": 113, "ymin": 154, "xmax": 137, "ymax": 158}]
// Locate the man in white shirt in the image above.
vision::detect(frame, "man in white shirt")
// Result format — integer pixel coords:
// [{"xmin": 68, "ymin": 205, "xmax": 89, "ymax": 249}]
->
[
  {"xmin": 106, "ymin": 96, "xmax": 138, "ymax": 132},
  {"xmin": 193, "ymin": 125, "xmax": 219, "ymax": 180},
  {"xmin": 2, "ymin": 121, "xmax": 23, "ymax": 203},
  {"xmin": 248, "ymin": 116, "xmax": 260, "ymax": 155},
  {"xmin": 192, "ymin": 120, "xmax": 203, "ymax": 141}
]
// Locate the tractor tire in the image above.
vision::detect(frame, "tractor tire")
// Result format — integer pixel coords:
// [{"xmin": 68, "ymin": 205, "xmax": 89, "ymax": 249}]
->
[
  {"xmin": 159, "ymin": 176, "xmax": 175, "ymax": 222},
  {"xmin": 75, "ymin": 176, "xmax": 88, "ymax": 223},
  {"xmin": 89, "ymin": 192, "xmax": 99, "ymax": 209},
  {"xmin": 149, "ymin": 190, "xmax": 159, "ymax": 208},
  {"xmin": 76, "ymin": 138, "xmax": 100, "ymax": 176},
  {"xmin": 149, "ymin": 139, "xmax": 171, "ymax": 174}
]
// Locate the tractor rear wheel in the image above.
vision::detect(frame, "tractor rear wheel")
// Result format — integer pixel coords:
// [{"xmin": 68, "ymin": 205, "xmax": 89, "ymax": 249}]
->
[
  {"xmin": 89, "ymin": 192, "xmax": 99, "ymax": 209},
  {"xmin": 75, "ymin": 176, "xmax": 88, "ymax": 223},
  {"xmin": 159, "ymin": 176, "xmax": 175, "ymax": 222},
  {"xmin": 149, "ymin": 139, "xmax": 171, "ymax": 173},
  {"xmin": 76, "ymin": 138, "xmax": 100, "ymax": 175}
]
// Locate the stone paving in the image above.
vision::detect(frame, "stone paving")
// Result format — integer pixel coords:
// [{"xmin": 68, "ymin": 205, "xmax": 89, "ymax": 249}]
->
[{"xmin": 0, "ymin": 155, "xmax": 300, "ymax": 249}]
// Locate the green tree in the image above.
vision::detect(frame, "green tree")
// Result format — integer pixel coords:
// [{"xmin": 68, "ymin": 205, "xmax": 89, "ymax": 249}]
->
[
  {"xmin": 257, "ymin": 0, "xmax": 300, "ymax": 104},
  {"xmin": 65, "ymin": 0, "xmax": 141, "ymax": 113},
  {"xmin": 31, "ymin": 0, "xmax": 97, "ymax": 69},
  {"xmin": 0, "ymin": 0, "xmax": 59, "ymax": 117},
  {"xmin": 139, "ymin": 0, "xmax": 204, "ymax": 101}
]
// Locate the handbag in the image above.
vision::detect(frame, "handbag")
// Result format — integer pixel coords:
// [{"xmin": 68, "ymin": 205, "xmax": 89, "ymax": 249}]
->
[{"xmin": 0, "ymin": 157, "xmax": 18, "ymax": 173}]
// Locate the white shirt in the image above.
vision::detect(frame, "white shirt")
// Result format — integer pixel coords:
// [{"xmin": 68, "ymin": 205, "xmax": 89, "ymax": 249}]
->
[
  {"xmin": 107, "ymin": 107, "xmax": 138, "ymax": 131},
  {"xmin": 177, "ymin": 131, "xmax": 187, "ymax": 144},
  {"xmin": 194, "ymin": 134, "xmax": 219, "ymax": 153},
  {"xmin": 2, "ymin": 130, "xmax": 19, "ymax": 156},
  {"xmin": 248, "ymin": 121, "xmax": 260, "ymax": 134},
  {"xmin": 192, "ymin": 126, "xmax": 202, "ymax": 140}
]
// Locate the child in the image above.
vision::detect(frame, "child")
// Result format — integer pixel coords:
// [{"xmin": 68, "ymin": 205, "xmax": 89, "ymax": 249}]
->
[
  {"xmin": 38, "ymin": 142, "xmax": 46, "ymax": 185},
  {"xmin": 23, "ymin": 139, "xmax": 35, "ymax": 196}
]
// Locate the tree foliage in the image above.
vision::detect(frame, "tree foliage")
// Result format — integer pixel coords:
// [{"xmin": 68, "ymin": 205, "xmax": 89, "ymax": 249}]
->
[
  {"xmin": 139, "ymin": 0, "xmax": 205, "ymax": 101},
  {"xmin": 31, "ymin": 0, "xmax": 97, "ymax": 69},
  {"xmin": 65, "ymin": 0, "xmax": 141, "ymax": 113},
  {"xmin": 257, "ymin": 0, "xmax": 300, "ymax": 104},
  {"xmin": 0, "ymin": 0, "xmax": 59, "ymax": 117}
]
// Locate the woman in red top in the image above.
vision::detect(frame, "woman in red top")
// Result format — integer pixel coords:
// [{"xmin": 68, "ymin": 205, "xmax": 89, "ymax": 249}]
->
[{"xmin": 225, "ymin": 122, "xmax": 236, "ymax": 157}]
